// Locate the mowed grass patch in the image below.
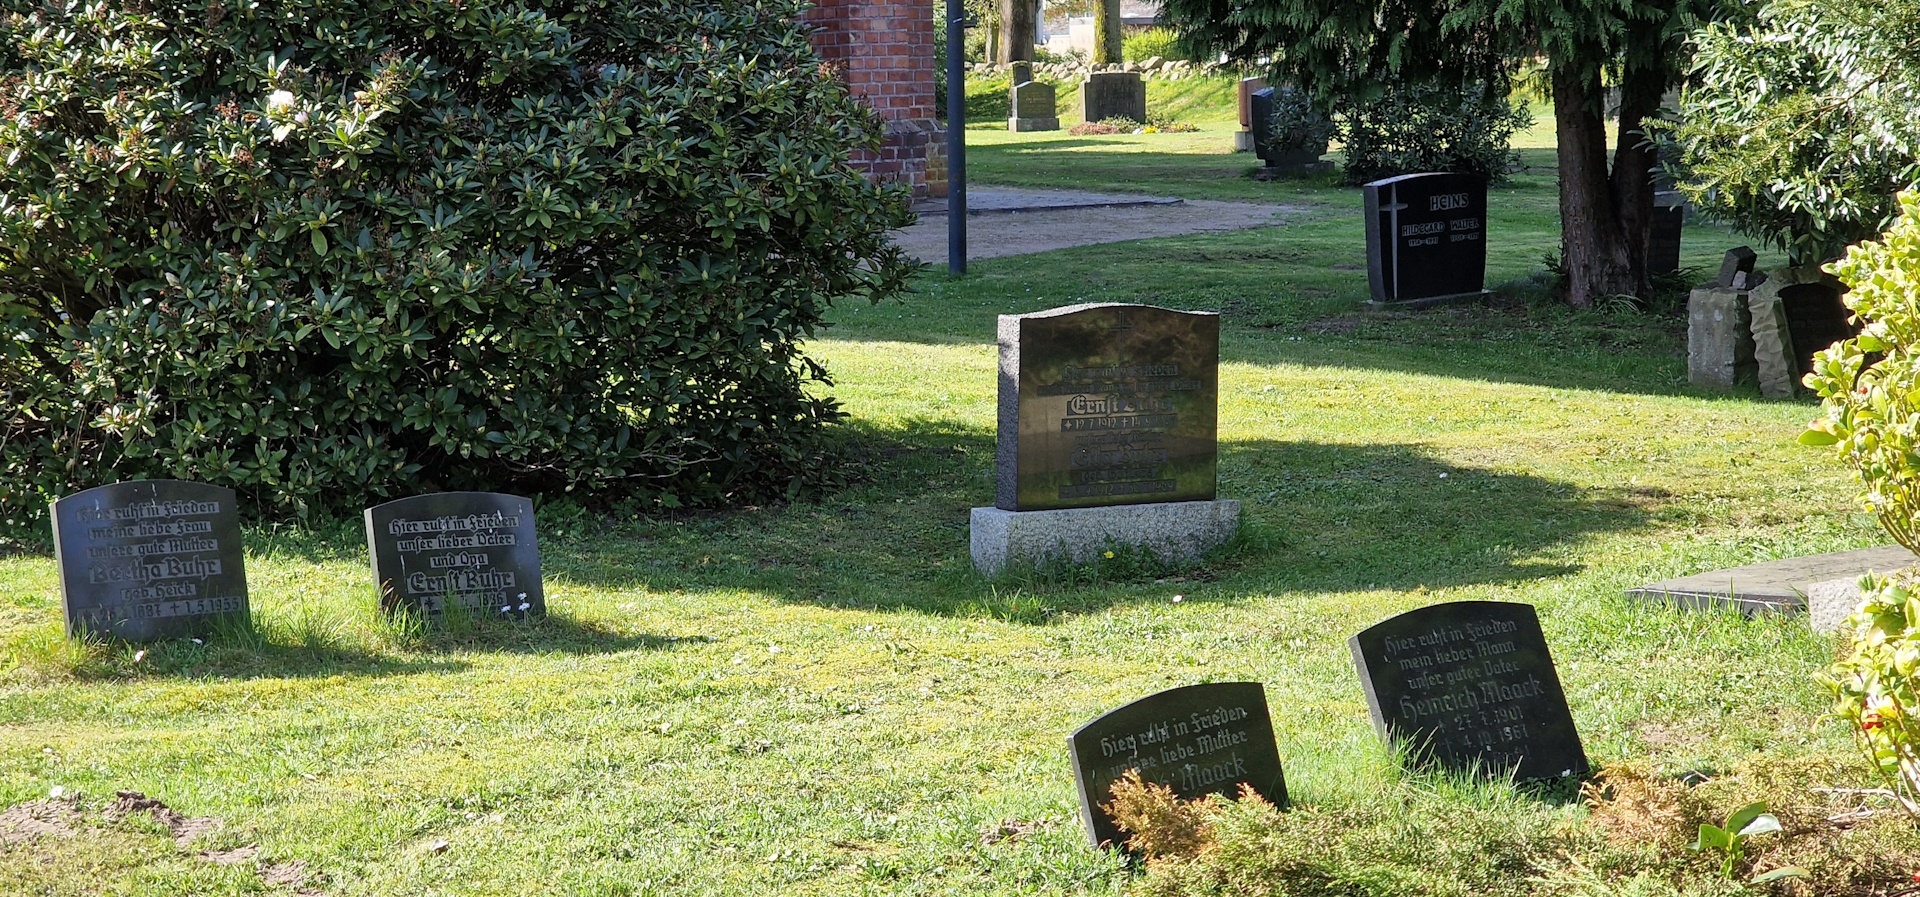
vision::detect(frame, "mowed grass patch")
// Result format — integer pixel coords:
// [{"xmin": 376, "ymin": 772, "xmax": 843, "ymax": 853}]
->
[{"xmin": 0, "ymin": 126, "xmax": 1883, "ymax": 895}]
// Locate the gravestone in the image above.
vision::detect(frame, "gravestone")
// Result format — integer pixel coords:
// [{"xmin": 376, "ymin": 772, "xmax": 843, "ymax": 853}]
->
[
  {"xmin": 972, "ymin": 303, "xmax": 1239, "ymax": 573},
  {"xmin": 1082, "ymin": 71, "xmax": 1146, "ymax": 124},
  {"xmin": 1247, "ymin": 87, "xmax": 1332, "ymax": 176},
  {"xmin": 1350, "ymin": 601, "xmax": 1588, "ymax": 780},
  {"xmin": 365, "ymin": 492, "xmax": 544, "ymax": 620},
  {"xmin": 1009, "ymin": 80, "xmax": 1059, "ymax": 132},
  {"xmin": 1648, "ymin": 191, "xmax": 1685, "ymax": 276},
  {"xmin": 1748, "ymin": 265, "xmax": 1856, "ymax": 399},
  {"xmin": 51, "ymin": 480, "xmax": 250, "ymax": 641},
  {"xmin": 1068, "ymin": 682, "xmax": 1287, "ymax": 848},
  {"xmin": 1362, "ymin": 172, "xmax": 1489, "ymax": 304},
  {"xmin": 1009, "ymin": 61, "xmax": 1033, "ymax": 85},
  {"xmin": 1234, "ymin": 77, "xmax": 1268, "ymax": 152},
  {"xmin": 1687, "ymin": 247, "xmax": 1763, "ymax": 391}
]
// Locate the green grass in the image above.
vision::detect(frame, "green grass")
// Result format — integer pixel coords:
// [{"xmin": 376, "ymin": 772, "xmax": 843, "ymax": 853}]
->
[{"xmin": 0, "ymin": 118, "xmax": 1890, "ymax": 895}]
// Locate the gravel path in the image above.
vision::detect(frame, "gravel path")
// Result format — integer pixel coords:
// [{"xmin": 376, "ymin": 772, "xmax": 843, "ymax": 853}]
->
[{"xmin": 890, "ymin": 187, "xmax": 1303, "ymax": 266}]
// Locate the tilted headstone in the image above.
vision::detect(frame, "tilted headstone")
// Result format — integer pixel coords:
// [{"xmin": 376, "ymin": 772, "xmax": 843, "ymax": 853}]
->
[
  {"xmin": 365, "ymin": 492, "xmax": 544, "ymax": 620},
  {"xmin": 1362, "ymin": 173, "xmax": 1489, "ymax": 304},
  {"xmin": 1008, "ymin": 80, "xmax": 1059, "ymax": 132},
  {"xmin": 1068, "ymin": 682, "xmax": 1287, "ymax": 848},
  {"xmin": 1350, "ymin": 601, "xmax": 1588, "ymax": 780},
  {"xmin": 1716, "ymin": 246, "xmax": 1758, "ymax": 290},
  {"xmin": 1082, "ymin": 71, "xmax": 1146, "ymax": 123},
  {"xmin": 1748, "ymin": 265, "xmax": 1856, "ymax": 399},
  {"xmin": 51, "ymin": 480, "xmax": 250, "ymax": 641},
  {"xmin": 996, "ymin": 303, "xmax": 1219, "ymax": 511},
  {"xmin": 1687, "ymin": 286, "xmax": 1758, "ymax": 390}
]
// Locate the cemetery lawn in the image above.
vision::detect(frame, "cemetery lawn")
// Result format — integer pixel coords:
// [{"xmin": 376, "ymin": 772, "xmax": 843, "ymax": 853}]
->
[{"xmin": 0, "ymin": 129, "xmax": 1907, "ymax": 895}]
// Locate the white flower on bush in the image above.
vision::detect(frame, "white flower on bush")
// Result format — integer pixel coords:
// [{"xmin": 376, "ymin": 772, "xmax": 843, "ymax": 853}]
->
[{"xmin": 267, "ymin": 89, "xmax": 295, "ymax": 111}]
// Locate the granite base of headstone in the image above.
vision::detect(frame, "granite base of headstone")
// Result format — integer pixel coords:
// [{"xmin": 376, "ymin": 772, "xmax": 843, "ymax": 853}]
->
[
  {"xmin": 365, "ymin": 492, "xmax": 545, "ymax": 621},
  {"xmin": 1068, "ymin": 682, "xmax": 1287, "ymax": 848},
  {"xmin": 1082, "ymin": 71, "xmax": 1146, "ymax": 123},
  {"xmin": 970, "ymin": 303, "xmax": 1236, "ymax": 574},
  {"xmin": 52, "ymin": 480, "xmax": 251, "ymax": 641},
  {"xmin": 1748, "ymin": 264, "xmax": 1855, "ymax": 399},
  {"xmin": 1008, "ymin": 80, "xmax": 1059, "ymax": 132},
  {"xmin": 1350, "ymin": 601, "xmax": 1588, "ymax": 780},
  {"xmin": 1232, "ymin": 131, "xmax": 1255, "ymax": 152},
  {"xmin": 1363, "ymin": 172, "xmax": 1490, "ymax": 305},
  {"xmin": 1687, "ymin": 288, "xmax": 1756, "ymax": 390}
]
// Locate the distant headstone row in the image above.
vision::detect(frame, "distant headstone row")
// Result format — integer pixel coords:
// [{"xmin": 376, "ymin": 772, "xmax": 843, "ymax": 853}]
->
[
  {"xmin": 52, "ymin": 482, "xmax": 544, "ymax": 641},
  {"xmin": 1069, "ymin": 600, "xmax": 1585, "ymax": 848}
]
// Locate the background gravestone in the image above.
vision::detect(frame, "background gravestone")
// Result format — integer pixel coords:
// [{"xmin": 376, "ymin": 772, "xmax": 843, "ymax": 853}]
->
[
  {"xmin": 1687, "ymin": 247, "xmax": 1763, "ymax": 391},
  {"xmin": 365, "ymin": 492, "xmax": 545, "ymax": 620},
  {"xmin": 1082, "ymin": 71, "xmax": 1146, "ymax": 123},
  {"xmin": 1747, "ymin": 265, "xmax": 1856, "ymax": 399},
  {"xmin": 1234, "ymin": 76, "xmax": 1268, "ymax": 152},
  {"xmin": 1068, "ymin": 682, "xmax": 1286, "ymax": 848},
  {"xmin": 1247, "ymin": 86, "xmax": 1332, "ymax": 176},
  {"xmin": 1008, "ymin": 80, "xmax": 1059, "ymax": 132},
  {"xmin": 1362, "ymin": 172, "xmax": 1489, "ymax": 304},
  {"xmin": 1350, "ymin": 601, "xmax": 1588, "ymax": 780},
  {"xmin": 51, "ymin": 480, "xmax": 249, "ymax": 641},
  {"xmin": 1648, "ymin": 191, "xmax": 1685, "ymax": 275},
  {"xmin": 995, "ymin": 303, "xmax": 1218, "ymax": 511}
]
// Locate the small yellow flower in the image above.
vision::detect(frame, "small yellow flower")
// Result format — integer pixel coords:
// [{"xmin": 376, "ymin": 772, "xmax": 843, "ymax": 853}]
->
[{"xmin": 1103, "ymin": 551, "xmax": 1115, "ymax": 559}]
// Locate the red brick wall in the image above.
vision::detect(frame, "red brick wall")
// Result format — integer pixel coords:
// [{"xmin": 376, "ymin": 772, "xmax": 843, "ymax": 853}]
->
[{"xmin": 806, "ymin": 0, "xmax": 946, "ymax": 198}]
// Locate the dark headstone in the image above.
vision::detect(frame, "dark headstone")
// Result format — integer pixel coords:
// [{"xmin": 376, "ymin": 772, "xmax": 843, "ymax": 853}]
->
[
  {"xmin": 1363, "ymin": 173, "xmax": 1489, "ymax": 304},
  {"xmin": 1349, "ymin": 601, "xmax": 1588, "ymax": 780},
  {"xmin": 51, "ymin": 480, "xmax": 250, "ymax": 641},
  {"xmin": 1748, "ymin": 264, "xmax": 1857, "ymax": 398},
  {"xmin": 365, "ymin": 492, "xmax": 545, "ymax": 620},
  {"xmin": 1247, "ymin": 87, "xmax": 1330, "ymax": 173},
  {"xmin": 1009, "ymin": 80, "xmax": 1059, "ymax": 132},
  {"xmin": 1009, "ymin": 61, "xmax": 1033, "ymax": 85},
  {"xmin": 996, "ymin": 303, "xmax": 1219, "ymax": 511},
  {"xmin": 1648, "ymin": 191, "xmax": 1684, "ymax": 276},
  {"xmin": 1068, "ymin": 682, "xmax": 1287, "ymax": 848},
  {"xmin": 1082, "ymin": 71, "xmax": 1146, "ymax": 123},
  {"xmin": 1236, "ymin": 77, "xmax": 1267, "ymax": 130},
  {"xmin": 1716, "ymin": 246, "xmax": 1758, "ymax": 290}
]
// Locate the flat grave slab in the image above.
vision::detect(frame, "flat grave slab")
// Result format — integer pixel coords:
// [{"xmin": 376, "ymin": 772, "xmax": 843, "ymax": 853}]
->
[
  {"xmin": 1626, "ymin": 545, "xmax": 1917, "ymax": 615},
  {"xmin": 1067, "ymin": 682, "xmax": 1286, "ymax": 849},
  {"xmin": 1350, "ymin": 601, "xmax": 1587, "ymax": 780},
  {"xmin": 51, "ymin": 480, "xmax": 250, "ymax": 641},
  {"xmin": 365, "ymin": 492, "xmax": 545, "ymax": 620}
]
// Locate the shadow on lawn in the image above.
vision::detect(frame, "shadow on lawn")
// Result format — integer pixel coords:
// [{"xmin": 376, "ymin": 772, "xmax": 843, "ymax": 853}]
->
[{"xmin": 546, "ymin": 423, "xmax": 1646, "ymax": 618}]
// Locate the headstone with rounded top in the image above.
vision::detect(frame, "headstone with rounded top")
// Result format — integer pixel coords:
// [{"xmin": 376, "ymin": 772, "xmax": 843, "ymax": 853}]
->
[
  {"xmin": 51, "ymin": 480, "xmax": 250, "ymax": 641},
  {"xmin": 365, "ymin": 492, "xmax": 544, "ymax": 621}
]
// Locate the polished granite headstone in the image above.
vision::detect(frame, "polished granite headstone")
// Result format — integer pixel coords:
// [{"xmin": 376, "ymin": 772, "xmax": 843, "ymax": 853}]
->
[
  {"xmin": 1350, "ymin": 601, "xmax": 1588, "ymax": 780},
  {"xmin": 1068, "ymin": 682, "xmax": 1286, "ymax": 848},
  {"xmin": 51, "ymin": 480, "xmax": 250, "ymax": 641},
  {"xmin": 1363, "ymin": 172, "xmax": 1489, "ymax": 304},
  {"xmin": 996, "ymin": 303, "xmax": 1218, "ymax": 511},
  {"xmin": 365, "ymin": 492, "xmax": 544, "ymax": 620}
]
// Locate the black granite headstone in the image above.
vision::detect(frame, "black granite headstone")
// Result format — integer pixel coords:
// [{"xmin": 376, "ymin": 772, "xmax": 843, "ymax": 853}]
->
[
  {"xmin": 1648, "ymin": 192, "xmax": 1684, "ymax": 276},
  {"xmin": 51, "ymin": 480, "xmax": 250, "ymax": 641},
  {"xmin": 1778, "ymin": 280, "xmax": 1857, "ymax": 380},
  {"xmin": 365, "ymin": 492, "xmax": 544, "ymax": 620},
  {"xmin": 996, "ymin": 303, "xmax": 1219, "ymax": 511},
  {"xmin": 1363, "ymin": 172, "xmax": 1489, "ymax": 303},
  {"xmin": 1350, "ymin": 601, "xmax": 1588, "ymax": 780},
  {"xmin": 1068, "ymin": 682, "xmax": 1287, "ymax": 848}
]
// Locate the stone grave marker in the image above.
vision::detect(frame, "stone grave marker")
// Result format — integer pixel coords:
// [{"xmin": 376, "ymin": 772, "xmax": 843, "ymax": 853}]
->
[
  {"xmin": 972, "ymin": 303, "xmax": 1238, "ymax": 573},
  {"xmin": 1362, "ymin": 172, "xmax": 1489, "ymax": 304},
  {"xmin": 1068, "ymin": 682, "xmax": 1287, "ymax": 848},
  {"xmin": 1234, "ymin": 76, "xmax": 1267, "ymax": 151},
  {"xmin": 1082, "ymin": 71, "xmax": 1145, "ymax": 123},
  {"xmin": 51, "ymin": 480, "xmax": 250, "ymax": 641},
  {"xmin": 1717, "ymin": 246, "xmax": 1758, "ymax": 290},
  {"xmin": 1648, "ymin": 191, "xmax": 1685, "ymax": 275},
  {"xmin": 1687, "ymin": 247, "xmax": 1763, "ymax": 391},
  {"xmin": 1010, "ymin": 61, "xmax": 1033, "ymax": 85},
  {"xmin": 1748, "ymin": 265, "xmax": 1856, "ymax": 399},
  {"xmin": 995, "ymin": 303, "xmax": 1218, "ymax": 511},
  {"xmin": 1350, "ymin": 601, "xmax": 1588, "ymax": 780},
  {"xmin": 365, "ymin": 492, "xmax": 544, "ymax": 620},
  {"xmin": 1247, "ymin": 86, "xmax": 1331, "ymax": 176},
  {"xmin": 1009, "ymin": 80, "xmax": 1059, "ymax": 132}
]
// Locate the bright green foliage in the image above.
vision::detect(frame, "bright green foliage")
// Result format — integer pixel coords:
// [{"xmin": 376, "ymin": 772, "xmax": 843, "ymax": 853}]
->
[
  {"xmin": 1334, "ymin": 81, "xmax": 1531, "ymax": 186},
  {"xmin": 1122, "ymin": 27, "xmax": 1187, "ymax": 63},
  {"xmin": 1818, "ymin": 571, "xmax": 1920, "ymax": 815},
  {"xmin": 0, "ymin": 0, "xmax": 913, "ymax": 529},
  {"xmin": 1685, "ymin": 801, "xmax": 1805, "ymax": 882},
  {"xmin": 1673, "ymin": 0, "xmax": 1920, "ymax": 265},
  {"xmin": 1259, "ymin": 86, "xmax": 1333, "ymax": 156}
]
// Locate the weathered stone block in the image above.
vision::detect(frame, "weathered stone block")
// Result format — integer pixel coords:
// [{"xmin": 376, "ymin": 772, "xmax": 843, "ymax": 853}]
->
[
  {"xmin": 1807, "ymin": 576, "xmax": 1862, "ymax": 634},
  {"xmin": 1082, "ymin": 71, "xmax": 1145, "ymax": 123},
  {"xmin": 1687, "ymin": 286, "xmax": 1755, "ymax": 390},
  {"xmin": 970, "ymin": 500, "xmax": 1241, "ymax": 575}
]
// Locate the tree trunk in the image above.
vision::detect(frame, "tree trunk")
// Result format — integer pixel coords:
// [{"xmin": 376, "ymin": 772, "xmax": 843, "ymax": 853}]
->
[
  {"xmin": 1000, "ymin": 0, "xmax": 1036, "ymax": 63},
  {"xmin": 1094, "ymin": 0, "xmax": 1122, "ymax": 64},
  {"xmin": 1550, "ymin": 65, "xmax": 1640, "ymax": 308}
]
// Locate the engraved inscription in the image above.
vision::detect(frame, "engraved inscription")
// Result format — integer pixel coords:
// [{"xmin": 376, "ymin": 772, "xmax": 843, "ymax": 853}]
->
[
  {"xmin": 52, "ymin": 480, "xmax": 250, "ymax": 641},
  {"xmin": 365, "ymin": 493, "xmax": 545, "ymax": 621}
]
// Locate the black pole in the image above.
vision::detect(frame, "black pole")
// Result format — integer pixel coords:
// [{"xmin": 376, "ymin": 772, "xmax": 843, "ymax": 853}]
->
[{"xmin": 945, "ymin": 2, "xmax": 967, "ymax": 275}]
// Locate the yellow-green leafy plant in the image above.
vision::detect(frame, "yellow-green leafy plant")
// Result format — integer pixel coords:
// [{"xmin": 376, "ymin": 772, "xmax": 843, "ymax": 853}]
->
[{"xmin": 1803, "ymin": 190, "xmax": 1920, "ymax": 814}]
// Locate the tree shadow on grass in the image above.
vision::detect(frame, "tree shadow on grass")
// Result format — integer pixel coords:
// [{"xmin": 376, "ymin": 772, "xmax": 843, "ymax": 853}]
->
[{"xmin": 544, "ymin": 421, "xmax": 1648, "ymax": 619}]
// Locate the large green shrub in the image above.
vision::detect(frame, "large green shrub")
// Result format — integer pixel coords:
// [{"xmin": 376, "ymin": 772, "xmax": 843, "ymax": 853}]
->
[
  {"xmin": 0, "ymin": 0, "xmax": 913, "ymax": 530},
  {"xmin": 1335, "ymin": 80, "xmax": 1531, "ymax": 186},
  {"xmin": 1123, "ymin": 27, "xmax": 1187, "ymax": 63}
]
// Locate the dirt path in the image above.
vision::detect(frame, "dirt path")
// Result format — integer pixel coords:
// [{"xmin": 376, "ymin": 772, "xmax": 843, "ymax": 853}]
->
[{"xmin": 890, "ymin": 187, "xmax": 1304, "ymax": 266}]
